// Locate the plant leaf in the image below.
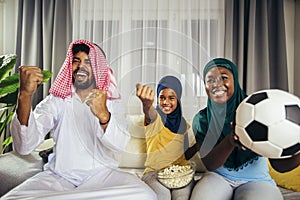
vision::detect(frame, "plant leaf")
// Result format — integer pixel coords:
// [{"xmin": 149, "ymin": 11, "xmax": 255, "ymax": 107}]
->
[
  {"xmin": 0, "ymin": 74, "xmax": 19, "ymax": 97},
  {"xmin": 0, "ymin": 56, "xmax": 4, "ymax": 67},
  {"xmin": 0, "ymin": 54, "xmax": 53, "ymax": 150},
  {"xmin": 0, "ymin": 54, "xmax": 17, "ymax": 81},
  {"xmin": 0, "ymin": 107, "xmax": 9, "ymax": 118},
  {"xmin": 0, "ymin": 91, "xmax": 18, "ymax": 105},
  {"xmin": 2, "ymin": 136, "xmax": 13, "ymax": 154},
  {"xmin": 0, "ymin": 108, "xmax": 15, "ymax": 137},
  {"xmin": 0, "ymin": 70, "xmax": 52, "ymax": 98},
  {"xmin": 42, "ymin": 70, "xmax": 52, "ymax": 83}
]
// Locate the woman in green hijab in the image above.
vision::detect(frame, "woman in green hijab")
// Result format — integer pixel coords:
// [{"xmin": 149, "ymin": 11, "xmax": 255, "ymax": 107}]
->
[{"xmin": 188, "ymin": 58, "xmax": 284, "ymax": 200}]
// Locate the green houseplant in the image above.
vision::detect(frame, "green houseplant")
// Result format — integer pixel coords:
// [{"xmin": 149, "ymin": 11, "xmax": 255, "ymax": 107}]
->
[{"xmin": 0, "ymin": 54, "xmax": 52, "ymax": 153}]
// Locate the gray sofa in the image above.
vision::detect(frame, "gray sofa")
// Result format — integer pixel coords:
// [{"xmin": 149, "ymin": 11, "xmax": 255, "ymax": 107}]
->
[
  {"xmin": 0, "ymin": 151, "xmax": 43, "ymax": 196},
  {"xmin": 0, "ymin": 151, "xmax": 300, "ymax": 199},
  {"xmin": 1, "ymin": 115, "xmax": 299, "ymax": 199}
]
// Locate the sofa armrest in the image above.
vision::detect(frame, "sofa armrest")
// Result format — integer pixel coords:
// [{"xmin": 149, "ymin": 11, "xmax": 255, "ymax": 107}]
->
[{"xmin": 0, "ymin": 151, "xmax": 43, "ymax": 197}]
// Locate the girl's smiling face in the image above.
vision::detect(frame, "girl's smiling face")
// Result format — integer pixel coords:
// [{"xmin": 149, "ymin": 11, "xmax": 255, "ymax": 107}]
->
[
  {"xmin": 205, "ymin": 66, "xmax": 234, "ymax": 104},
  {"xmin": 158, "ymin": 88, "xmax": 178, "ymax": 114}
]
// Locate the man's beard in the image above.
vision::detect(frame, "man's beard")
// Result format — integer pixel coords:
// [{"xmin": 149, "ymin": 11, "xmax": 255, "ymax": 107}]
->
[
  {"xmin": 74, "ymin": 78, "xmax": 95, "ymax": 89},
  {"xmin": 73, "ymin": 72, "xmax": 95, "ymax": 89}
]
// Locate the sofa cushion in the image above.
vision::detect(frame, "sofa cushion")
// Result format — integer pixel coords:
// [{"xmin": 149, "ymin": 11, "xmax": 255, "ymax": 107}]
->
[
  {"xmin": 0, "ymin": 151, "xmax": 43, "ymax": 196},
  {"xmin": 268, "ymin": 162, "xmax": 300, "ymax": 192},
  {"xmin": 116, "ymin": 115, "xmax": 147, "ymax": 168}
]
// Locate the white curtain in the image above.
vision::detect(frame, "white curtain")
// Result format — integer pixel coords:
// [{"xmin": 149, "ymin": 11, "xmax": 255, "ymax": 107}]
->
[{"xmin": 71, "ymin": 0, "xmax": 225, "ymax": 121}]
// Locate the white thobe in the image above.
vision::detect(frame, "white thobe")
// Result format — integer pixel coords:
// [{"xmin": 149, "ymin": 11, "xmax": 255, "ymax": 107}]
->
[{"xmin": 4, "ymin": 93, "xmax": 157, "ymax": 200}]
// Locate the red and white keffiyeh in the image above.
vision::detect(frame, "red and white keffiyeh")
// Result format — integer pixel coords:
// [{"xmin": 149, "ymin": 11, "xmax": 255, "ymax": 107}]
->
[{"xmin": 49, "ymin": 40, "xmax": 120, "ymax": 99}]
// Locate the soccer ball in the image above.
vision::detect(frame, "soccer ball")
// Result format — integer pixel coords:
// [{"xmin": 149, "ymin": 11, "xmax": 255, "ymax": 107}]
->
[{"xmin": 235, "ymin": 89, "xmax": 300, "ymax": 159}]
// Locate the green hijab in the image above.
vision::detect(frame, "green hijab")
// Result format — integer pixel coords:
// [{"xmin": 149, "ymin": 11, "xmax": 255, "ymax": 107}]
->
[{"xmin": 193, "ymin": 58, "xmax": 259, "ymax": 171}]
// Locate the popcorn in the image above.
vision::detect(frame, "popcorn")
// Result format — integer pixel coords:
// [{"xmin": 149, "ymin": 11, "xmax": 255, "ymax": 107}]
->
[{"xmin": 157, "ymin": 164, "xmax": 195, "ymax": 189}]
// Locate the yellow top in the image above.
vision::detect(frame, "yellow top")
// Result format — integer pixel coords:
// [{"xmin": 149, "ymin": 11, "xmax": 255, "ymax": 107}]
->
[{"xmin": 144, "ymin": 114, "xmax": 190, "ymax": 174}]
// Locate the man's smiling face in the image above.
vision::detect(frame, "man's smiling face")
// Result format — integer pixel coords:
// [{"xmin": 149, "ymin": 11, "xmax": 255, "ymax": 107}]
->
[{"xmin": 72, "ymin": 51, "xmax": 95, "ymax": 90}]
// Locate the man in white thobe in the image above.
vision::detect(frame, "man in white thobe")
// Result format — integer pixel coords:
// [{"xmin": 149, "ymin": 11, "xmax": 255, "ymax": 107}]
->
[{"xmin": 2, "ymin": 40, "xmax": 157, "ymax": 200}]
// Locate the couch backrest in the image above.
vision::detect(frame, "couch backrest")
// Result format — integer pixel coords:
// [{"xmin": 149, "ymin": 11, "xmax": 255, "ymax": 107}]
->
[{"xmin": 116, "ymin": 114, "xmax": 206, "ymax": 172}]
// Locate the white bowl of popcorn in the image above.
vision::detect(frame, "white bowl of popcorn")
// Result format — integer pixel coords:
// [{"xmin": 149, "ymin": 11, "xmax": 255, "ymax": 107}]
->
[{"xmin": 157, "ymin": 162, "xmax": 195, "ymax": 189}]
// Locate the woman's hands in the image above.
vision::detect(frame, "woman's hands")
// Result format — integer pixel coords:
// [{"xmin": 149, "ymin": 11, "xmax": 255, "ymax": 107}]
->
[
  {"xmin": 269, "ymin": 153, "xmax": 300, "ymax": 173},
  {"xmin": 228, "ymin": 121, "xmax": 247, "ymax": 150}
]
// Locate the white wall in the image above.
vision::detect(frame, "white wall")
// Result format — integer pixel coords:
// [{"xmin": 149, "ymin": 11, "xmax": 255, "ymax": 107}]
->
[{"xmin": 0, "ymin": 0, "xmax": 18, "ymax": 55}]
